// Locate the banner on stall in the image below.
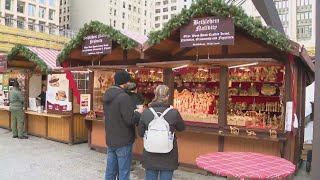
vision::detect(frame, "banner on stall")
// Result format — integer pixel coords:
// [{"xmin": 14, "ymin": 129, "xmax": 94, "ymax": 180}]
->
[
  {"xmin": 82, "ymin": 33, "xmax": 112, "ymax": 56},
  {"xmin": 80, "ymin": 94, "xmax": 91, "ymax": 114},
  {"xmin": 46, "ymin": 74, "xmax": 71, "ymax": 112},
  {"xmin": 2, "ymin": 74, "xmax": 9, "ymax": 91},
  {"xmin": 180, "ymin": 17, "xmax": 235, "ymax": 47}
]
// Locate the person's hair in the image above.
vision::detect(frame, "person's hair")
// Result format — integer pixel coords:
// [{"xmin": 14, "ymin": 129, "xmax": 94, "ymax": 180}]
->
[
  {"xmin": 42, "ymin": 84, "xmax": 46, "ymax": 88},
  {"xmin": 12, "ymin": 80, "xmax": 19, "ymax": 88},
  {"xmin": 151, "ymin": 85, "xmax": 169, "ymax": 104}
]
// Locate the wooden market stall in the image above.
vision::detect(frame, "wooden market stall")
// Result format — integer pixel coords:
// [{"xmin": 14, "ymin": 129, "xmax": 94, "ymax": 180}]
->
[
  {"xmin": 2, "ymin": 44, "xmax": 87, "ymax": 144},
  {"xmin": 56, "ymin": 21, "xmax": 147, "ymax": 151},
  {"xmin": 56, "ymin": 0, "xmax": 315, "ymax": 170},
  {"xmin": 134, "ymin": 0, "xmax": 315, "ymax": 168}
]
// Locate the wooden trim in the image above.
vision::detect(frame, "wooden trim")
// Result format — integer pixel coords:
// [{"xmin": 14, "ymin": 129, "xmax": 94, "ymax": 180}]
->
[
  {"xmin": 218, "ymin": 66, "xmax": 228, "ymax": 128},
  {"xmin": 199, "ymin": 58, "xmax": 280, "ymax": 64},
  {"xmin": 69, "ymin": 89, "xmax": 74, "ymax": 145},
  {"xmin": 284, "ymin": 58, "xmax": 293, "ymax": 161},
  {"xmin": 163, "ymin": 68, "xmax": 174, "ymax": 104},
  {"xmin": 89, "ymin": 71, "xmax": 94, "ymax": 110},
  {"xmin": 137, "ymin": 60, "xmax": 194, "ymax": 68},
  {"xmin": 24, "ymin": 111, "xmax": 71, "ymax": 118}
]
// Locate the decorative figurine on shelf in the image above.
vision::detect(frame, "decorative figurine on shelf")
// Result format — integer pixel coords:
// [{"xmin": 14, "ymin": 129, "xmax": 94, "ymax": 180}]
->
[
  {"xmin": 246, "ymin": 130, "xmax": 256, "ymax": 136},
  {"xmin": 86, "ymin": 111, "xmax": 96, "ymax": 119},
  {"xmin": 270, "ymin": 129, "xmax": 277, "ymax": 139},
  {"xmin": 230, "ymin": 126, "xmax": 240, "ymax": 135},
  {"xmin": 218, "ymin": 130, "xmax": 223, "ymax": 134}
]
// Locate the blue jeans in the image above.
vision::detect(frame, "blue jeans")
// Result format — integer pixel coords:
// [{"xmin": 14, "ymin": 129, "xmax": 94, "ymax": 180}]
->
[
  {"xmin": 145, "ymin": 169, "xmax": 174, "ymax": 180},
  {"xmin": 105, "ymin": 144, "xmax": 133, "ymax": 180}
]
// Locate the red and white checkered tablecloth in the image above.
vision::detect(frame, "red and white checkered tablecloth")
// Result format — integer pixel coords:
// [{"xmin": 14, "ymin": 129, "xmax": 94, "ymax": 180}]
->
[{"xmin": 196, "ymin": 152, "xmax": 296, "ymax": 179}]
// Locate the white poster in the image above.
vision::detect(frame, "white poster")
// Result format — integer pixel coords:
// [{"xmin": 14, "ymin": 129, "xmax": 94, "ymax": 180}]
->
[
  {"xmin": 80, "ymin": 94, "xmax": 91, "ymax": 114},
  {"xmin": 285, "ymin": 101, "xmax": 293, "ymax": 132},
  {"xmin": 47, "ymin": 74, "xmax": 71, "ymax": 112}
]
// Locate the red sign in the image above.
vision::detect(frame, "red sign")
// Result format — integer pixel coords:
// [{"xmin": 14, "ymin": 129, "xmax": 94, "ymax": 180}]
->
[
  {"xmin": 82, "ymin": 33, "xmax": 112, "ymax": 56},
  {"xmin": 180, "ymin": 17, "xmax": 235, "ymax": 47}
]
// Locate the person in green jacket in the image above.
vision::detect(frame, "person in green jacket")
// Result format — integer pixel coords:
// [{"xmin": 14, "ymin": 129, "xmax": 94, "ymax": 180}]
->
[{"xmin": 9, "ymin": 80, "xmax": 28, "ymax": 139}]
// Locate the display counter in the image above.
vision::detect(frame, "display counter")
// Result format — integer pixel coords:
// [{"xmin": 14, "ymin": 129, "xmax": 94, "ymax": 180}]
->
[
  {"xmin": 25, "ymin": 111, "xmax": 87, "ymax": 144},
  {"xmin": 0, "ymin": 105, "xmax": 10, "ymax": 129}
]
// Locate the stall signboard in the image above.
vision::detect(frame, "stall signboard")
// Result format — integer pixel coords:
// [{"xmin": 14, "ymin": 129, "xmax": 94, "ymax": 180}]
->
[
  {"xmin": 80, "ymin": 94, "xmax": 91, "ymax": 114},
  {"xmin": 82, "ymin": 33, "xmax": 112, "ymax": 56},
  {"xmin": 180, "ymin": 17, "xmax": 235, "ymax": 47},
  {"xmin": 2, "ymin": 74, "xmax": 9, "ymax": 91},
  {"xmin": 47, "ymin": 74, "xmax": 71, "ymax": 112}
]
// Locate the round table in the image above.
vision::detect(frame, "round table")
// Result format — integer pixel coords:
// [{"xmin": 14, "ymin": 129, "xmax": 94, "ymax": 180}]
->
[{"xmin": 196, "ymin": 152, "xmax": 296, "ymax": 180}]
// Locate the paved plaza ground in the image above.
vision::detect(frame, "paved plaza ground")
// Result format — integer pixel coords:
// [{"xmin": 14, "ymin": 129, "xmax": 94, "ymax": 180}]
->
[{"xmin": 0, "ymin": 128, "xmax": 311, "ymax": 180}]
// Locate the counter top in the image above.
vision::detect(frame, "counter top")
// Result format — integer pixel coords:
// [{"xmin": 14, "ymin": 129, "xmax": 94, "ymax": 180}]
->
[
  {"xmin": 85, "ymin": 118, "xmax": 104, "ymax": 122},
  {"xmin": 0, "ymin": 106, "xmax": 10, "ymax": 111},
  {"xmin": 25, "ymin": 111, "xmax": 71, "ymax": 118}
]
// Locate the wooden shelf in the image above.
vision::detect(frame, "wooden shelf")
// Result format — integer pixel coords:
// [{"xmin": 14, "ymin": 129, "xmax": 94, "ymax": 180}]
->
[
  {"xmin": 230, "ymin": 81, "xmax": 283, "ymax": 84},
  {"xmin": 230, "ymin": 95, "xmax": 280, "ymax": 98},
  {"xmin": 85, "ymin": 117, "xmax": 104, "ymax": 122},
  {"xmin": 25, "ymin": 111, "xmax": 71, "ymax": 118}
]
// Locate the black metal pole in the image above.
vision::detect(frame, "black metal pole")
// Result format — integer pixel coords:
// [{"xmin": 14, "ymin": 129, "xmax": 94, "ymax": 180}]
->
[{"xmin": 311, "ymin": 0, "xmax": 320, "ymax": 179}]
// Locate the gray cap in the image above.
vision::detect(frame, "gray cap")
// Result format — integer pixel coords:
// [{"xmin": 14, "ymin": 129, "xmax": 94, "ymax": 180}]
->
[{"xmin": 128, "ymin": 83, "xmax": 137, "ymax": 91}]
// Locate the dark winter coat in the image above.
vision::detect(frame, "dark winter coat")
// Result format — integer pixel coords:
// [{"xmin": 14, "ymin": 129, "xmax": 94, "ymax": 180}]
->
[
  {"xmin": 103, "ymin": 85, "xmax": 141, "ymax": 148},
  {"xmin": 127, "ymin": 91, "xmax": 144, "ymax": 109},
  {"xmin": 138, "ymin": 102, "xmax": 185, "ymax": 171}
]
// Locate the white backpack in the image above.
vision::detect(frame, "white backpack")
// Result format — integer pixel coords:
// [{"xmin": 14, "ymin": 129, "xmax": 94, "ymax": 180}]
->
[{"xmin": 143, "ymin": 107, "xmax": 174, "ymax": 153}]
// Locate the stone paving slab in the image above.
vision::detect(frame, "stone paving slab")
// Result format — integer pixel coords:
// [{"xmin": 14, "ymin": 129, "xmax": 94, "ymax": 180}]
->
[{"xmin": 0, "ymin": 128, "xmax": 310, "ymax": 180}]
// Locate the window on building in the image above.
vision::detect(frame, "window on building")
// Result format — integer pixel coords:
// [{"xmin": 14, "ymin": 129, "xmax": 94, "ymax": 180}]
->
[
  {"xmin": 297, "ymin": 25, "xmax": 312, "ymax": 39},
  {"xmin": 64, "ymin": 0, "xmax": 67, "ymax": 4},
  {"xmin": 64, "ymin": 7, "xmax": 66, "ymax": 13},
  {"xmin": 49, "ymin": 9, "xmax": 55, "ymax": 20},
  {"xmin": 39, "ymin": 21, "xmax": 46, "ymax": 32},
  {"xmin": 145, "ymin": 10, "xmax": 147, "ymax": 15},
  {"xmin": 171, "ymin": 6, "xmax": 177, "ymax": 11},
  {"xmin": 114, "ymin": 9, "xmax": 116, "ymax": 16},
  {"xmin": 28, "ymin": 4, "xmax": 36, "ymax": 16},
  {"xmin": 109, "ymin": 8, "xmax": 112, "ymax": 15},
  {"xmin": 144, "ymin": 20, "xmax": 146, "ymax": 25},
  {"xmin": 66, "ymin": 15, "xmax": 69, "ymax": 20},
  {"xmin": 39, "ymin": 0, "xmax": 45, "ymax": 4},
  {"xmin": 156, "ymin": 2, "xmax": 161, "ymax": 6},
  {"xmin": 59, "ymin": 9, "xmax": 61, "ymax": 14},
  {"xmin": 144, "ymin": 29, "xmax": 146, "ymax": 35},
  {"xmin": 59, "ymin": 17, "xmax": 61, "ymax": 23},
  {"xmin": 5, "ymin": 14, "xmax": 14, "ymax": 26},
  {"xmin": 49, "ymin": 23, "xmax": 56, "ymax": 34},
  {"xmin": 39, "ymin": 7, "xmax": 45, "ymax": 18},
  {"xmin": 184, "ymin": 5, "xmax": 187, "ymax": 8},
  {"xmin": 163, "ymin": 8, "xmax": 168, "ymax": 12},
  {"xmin": 17, "ymin": 1, "xmax": 25, "ymax": 13},
  {"xmin": 72, "ymin": 72, "xmax": 90, "ymax": 94},
  {"xmin": 17, "ymin": 17, "xmax": 25, "ymax": 29},
  {"xmin": 123, "ymin": 1, "xmax": 125, "ymax": 8},
  {"xmin": 122, "ymin": 12, "xmax": 125, "ymax": 18},
  {"xmin": 134, "ymin": 6, "xmax": 136, "ymax": 12},
  {"xmin": 184, "ymin": 0, "xmax": 187, "ymax": 2},
  {"xmin": 155, "ymin": 23, "xmax": 160, "ymax": 28},
  {"xmin": 155, "ymin": 9, "xmax": 160, "ymax": 13},
  {"xmin": 60, "ymin": 0, "xmax": 62, "ymax": 5},
  {"xmin": 63, "ymin": 16, "xmax": 66, "ymax": 21},
  {"xmin": 155, "ymin": 16, "xmax": 160, "ymax": 21},
  {"xmin": 163, "ymin": 15, "xmax": 168, "ymax": 20},
  {"xmin": 68, "ymin": 7, "xmax": 70, "ymax": 12},
  {"xmin": 5, "ymin": 0, "xmax": 13, "ymax": 11},
  {"xmin": 163, "ymin": 1, "xmax": 168, "ymax": 5},
  {"xmin": 122, "ymin": 23, "xmax": 125, "ymax": 29},
  {"xmin": 113, "ymin": 20, "xmax": 116, "ymax": 27},
  {"xmin": 129, "ymin": 5, "xmax": 131, "ymax": 10},
  {"xmin": 28, "ymin": 19, "xmax": 35, "ymax": 31},
  {"xmin": 171, "ymin": 0, "xmax": 177, "ymax": 3},
  {"xmin": 49, "ymin": 0, "xmax": 55, "ymax": 7},
  {"xmin": 145, "ymin": 0, "xmax": 147, "ymax": 6}
]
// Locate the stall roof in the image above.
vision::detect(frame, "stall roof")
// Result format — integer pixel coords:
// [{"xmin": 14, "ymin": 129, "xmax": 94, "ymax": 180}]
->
[
  {"xmin": 146, "ymin": 0, "xmax": 291, "ymax": 52},
  {"xmin": 57, "ymin": 21, "xmax": 144, "ymax": 64},
  {"xmin": 6, "ymin": 44, "xmax": 60, "ymax": 71}
]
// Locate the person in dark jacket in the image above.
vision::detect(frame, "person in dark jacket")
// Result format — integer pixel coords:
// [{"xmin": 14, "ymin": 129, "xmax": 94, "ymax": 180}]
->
[
  {"xmin": 103, "ymin": 70, "xmax": 143, "ymax": 180},
  {"xmin": 36, "ymin": 84, "xmax": 46, "ymax": 109},
  {"xmin": 138, "ymin": 85, "xmax": 185, "ymax": 180},
  {"xmin": 174, "ymin": 74, "xmax": 188, "ymax": 93},
  {"xmin": 127, "ymin": 82, "xmax": 144, "ymax": 109}
]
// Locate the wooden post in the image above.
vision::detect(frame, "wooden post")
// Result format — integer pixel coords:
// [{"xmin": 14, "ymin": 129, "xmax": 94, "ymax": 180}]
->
[
  {"xmin": 218, "ymin": 66, "xmax": 228, "ymax": 152},
  {"xmin": 312, "ymin": 0, "xmax": 320, "ymax": 178},
  {"xmin": 25, "ymin": 70, "xmax": 30, "ymax": 132},
  {"xmin": 89, "ymin": 71, "xmax": 94, "ymax": 110},
  {"xmin": 283, "ymin": 58, "xmax": 293, "ymax": 161},
  {"xmin": 69, "ymin": 89, "xmax": 74, "ymax": 145},
  {"xmin": 163, "ymin": 68, "xmax": 174, "ymax": 105}
]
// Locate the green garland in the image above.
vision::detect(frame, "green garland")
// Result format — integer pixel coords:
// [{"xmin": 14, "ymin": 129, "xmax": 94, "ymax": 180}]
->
[
  {"xmin": 6, "ymin": 44, "xmax": 49, "ymax": 71},
  {"xmin": 57, "ymin": 21, "xmax": 137, "ymax": 63},
  {"xmin": 148, "ymin": 0, "xmax": 291, "ymax": 51}
]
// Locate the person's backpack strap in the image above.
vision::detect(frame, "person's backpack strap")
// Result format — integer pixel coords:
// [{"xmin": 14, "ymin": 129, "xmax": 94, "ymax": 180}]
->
[
  {"xmin": 149, "ymin": 108, "xmax": 160, "ymax": 118},
  {"xmin": 160, "ymin": 106, "xmax": 173, "ymax": 118}
]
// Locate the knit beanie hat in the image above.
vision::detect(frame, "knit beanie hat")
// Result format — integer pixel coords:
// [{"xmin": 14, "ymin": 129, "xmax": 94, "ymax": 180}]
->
[
  {"xmin": 128, "ymin": 83, "xmax": 137, "ymax": 91},
  {"xmin": 114, "ymin": 70, "xmax": 131, "ymax": 85}
]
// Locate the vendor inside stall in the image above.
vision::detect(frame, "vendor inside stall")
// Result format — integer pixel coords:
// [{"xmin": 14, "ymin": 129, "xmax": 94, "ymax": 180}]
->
[{"xmin": 174, "ymin": 74, "xmax": 188, "ymax": 93}]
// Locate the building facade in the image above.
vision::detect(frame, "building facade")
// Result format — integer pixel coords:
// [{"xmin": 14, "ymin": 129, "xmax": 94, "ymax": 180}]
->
[
  {"xmin": 0, "ymin": 0, "xmax": 60, "ymax": 34},
  {"xmin": 59, "ymin": 0, "xmax": 70, "ymax": 29},
  {"xmin": 154, "ymin": 0, "xmax": 193, "ymax": 30}
]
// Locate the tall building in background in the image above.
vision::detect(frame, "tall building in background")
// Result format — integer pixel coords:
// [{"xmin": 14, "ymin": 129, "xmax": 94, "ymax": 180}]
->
[
  {"xmin": 106, "ymin": 0, "xmax": 154, "ymax": 35},
  {"xmin": 240, "ymin": 0, "xmax": 315, "ymax": 55},
  {"xmin": 59, "ymin": 0, "xmax": 70, "ymax": 29},
  {"xmin": 0, "ymin": 0, "xmax": 59, "ymax": 33},
  {"xmin": 154, "ymin": 0, "xmax": 193, "ymax": 30}
]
